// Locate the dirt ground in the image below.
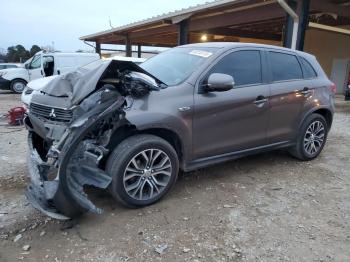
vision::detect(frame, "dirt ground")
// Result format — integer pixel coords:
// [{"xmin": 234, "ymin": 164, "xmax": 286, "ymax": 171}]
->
[{"xmin": 0, "ymin": 90, "xmax": 349, "ymax": 262}]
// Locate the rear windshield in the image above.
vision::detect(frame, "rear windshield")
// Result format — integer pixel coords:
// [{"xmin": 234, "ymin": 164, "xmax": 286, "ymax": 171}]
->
[{"xmin": 140, "ymin": 47, "xmax": 219, "ymax": 86}]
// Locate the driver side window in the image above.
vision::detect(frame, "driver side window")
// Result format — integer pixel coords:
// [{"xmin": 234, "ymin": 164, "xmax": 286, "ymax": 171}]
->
[
  {"xmin": 208, "ymin": 50, "xmax": 262, "ymax": 87},
  {"xmin": 30, "ymin": 55, "xmax": 42, "ymax": 69}
]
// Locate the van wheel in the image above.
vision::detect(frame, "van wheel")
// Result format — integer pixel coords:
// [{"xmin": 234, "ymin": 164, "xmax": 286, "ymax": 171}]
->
[
  {"xmin": 106, "ymin": 134, "xmax": 179, "ymax": 207},
  {"xmin": 289, "ymin": 113, "xmax": 328, "ymax": 161},
  {"xmin": 10, "ymin": 79, "xmax": 27, "ymax": 93}
]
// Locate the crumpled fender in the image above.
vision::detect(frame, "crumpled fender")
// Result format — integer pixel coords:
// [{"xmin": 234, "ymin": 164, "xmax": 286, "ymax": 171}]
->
[{"xmin": 53, "ymin": 96, "xmax": 126, "ymax": 216}]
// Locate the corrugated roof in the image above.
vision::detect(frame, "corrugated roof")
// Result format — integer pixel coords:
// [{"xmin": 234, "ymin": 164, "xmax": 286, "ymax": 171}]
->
[{"xmin": 80, "ymin": 0, "xmax": 244, "ymax": 40}]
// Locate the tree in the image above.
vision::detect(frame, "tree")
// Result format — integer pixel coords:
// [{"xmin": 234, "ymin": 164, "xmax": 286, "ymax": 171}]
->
[
  {"xmin": 6, "ymin": 45, "xmax": 30, "ymax": 62},
  {"xmin": 0, "ymin": 48, "xmax": 6, "ymax": 62},
  {"xmin": 30, "ymin": 45, "xmax": 41, "ymax": 56}
]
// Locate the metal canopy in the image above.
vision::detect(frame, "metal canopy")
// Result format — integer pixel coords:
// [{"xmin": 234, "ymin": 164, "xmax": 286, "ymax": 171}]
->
[{"xmin": 80, "ymin": 0, "xmax": 350, "ymax": 50}]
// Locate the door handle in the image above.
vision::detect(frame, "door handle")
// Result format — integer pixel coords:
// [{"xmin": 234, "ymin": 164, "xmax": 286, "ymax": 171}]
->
[
  {"xmin": 253, "ymin": 96, "xmax": 268, "ymax": 105},
  {"xmin": 178, "ymin": 106, "xmax": 191, "ymax": 112},
  {"xmin": 300, "ymin": 87, "xmax": 311, "ymax": 95}
]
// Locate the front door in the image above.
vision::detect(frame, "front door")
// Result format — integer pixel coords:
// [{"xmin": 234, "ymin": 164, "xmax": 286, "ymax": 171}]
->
[
  {"xmin": 193, "ymin": 49, "xmax": 270, "ymax": 160},
  {"xmin": 28, "ymin": 54, "xmax": 43, "ymax": 81}
]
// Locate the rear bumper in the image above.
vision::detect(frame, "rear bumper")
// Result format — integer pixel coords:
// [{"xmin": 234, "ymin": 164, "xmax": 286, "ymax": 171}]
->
[{"xmin": 0, "ymin": 76, "xmax": 10, "ymax": 90}]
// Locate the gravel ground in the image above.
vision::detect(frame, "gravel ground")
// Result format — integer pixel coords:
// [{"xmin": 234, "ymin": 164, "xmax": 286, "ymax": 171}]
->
[{"xmin": 0, "ymin": 90, "xmax": 349, "ymax": 262}]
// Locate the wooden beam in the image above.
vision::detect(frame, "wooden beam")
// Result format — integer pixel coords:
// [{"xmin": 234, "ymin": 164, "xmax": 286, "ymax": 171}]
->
[
  {"xmin": 130, "ymin": 25, "xmax": 178, "ymax": 39},
  {"xmin": 136, "ymin": 35, "xmax": 178, "ymax": 46},
  {"xmin": 189, "ymin": 3, "xmax": 285, "ymax": 31},
  {"xmin": 137, "ymin": 45, "xmax": 142, "ymax": 58},
  {"xmin": 296, "ymin": 0, "xmax": 310, "ymax": 51},
  {"xmin": 98, "ymin": 34, "xmax": 125, "ymax": 43},
  {"xmin": 310, "ymin": 0, "xmax": 350, "ymax": 18},
  {"xmin": 95, "ymin": 42, "xmax": 101, "ymax": 56},
  {"xmin": 309, "ymin": 22, "xmax": 350, "ymax": 35},
  {"xmin": 125, "ymin": 35, "xmax": 132, "ymax": 57},
  {"xmin": 178, "ymin": 19, "xmax": 189, "ymax": 45},
  {"xmin": 196, "ymin": 28, "xmax": 282, "ymax": 41}
]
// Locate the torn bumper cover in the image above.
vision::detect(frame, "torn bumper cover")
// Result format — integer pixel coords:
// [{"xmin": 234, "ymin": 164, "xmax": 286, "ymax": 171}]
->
[{"xmin": 25, "ymin": 96, "xmax": 126, "ymax": 219}]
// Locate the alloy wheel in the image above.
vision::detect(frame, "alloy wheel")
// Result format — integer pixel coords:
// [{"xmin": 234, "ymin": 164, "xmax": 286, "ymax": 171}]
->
[
  {"xmin": 123, "ymin": 149, "xmax": 172, "ymax": 201},
  {"xmin": 303, "ymin": 120, "xmax": 325, "ymax": 155}
]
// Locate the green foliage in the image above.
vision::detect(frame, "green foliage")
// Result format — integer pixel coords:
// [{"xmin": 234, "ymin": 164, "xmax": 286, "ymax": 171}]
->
[
  {"xmin": 5, "ymin": 45, "xmax": 41, "ymax": 63},
  {"xmin": 30, "ymin": 45, "xmax": 41, "ymax": 57}
]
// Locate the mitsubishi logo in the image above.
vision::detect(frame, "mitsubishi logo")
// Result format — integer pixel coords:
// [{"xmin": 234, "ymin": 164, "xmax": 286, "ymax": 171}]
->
[{"xmin": 49, "ymin": 108, "xmax": 56, "ymax": 118}]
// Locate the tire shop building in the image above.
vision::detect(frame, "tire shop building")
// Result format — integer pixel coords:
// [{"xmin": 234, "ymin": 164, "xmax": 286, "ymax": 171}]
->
[{"xmin": 80, "ymin": 0, "xmax": 350, "ymax": 94}]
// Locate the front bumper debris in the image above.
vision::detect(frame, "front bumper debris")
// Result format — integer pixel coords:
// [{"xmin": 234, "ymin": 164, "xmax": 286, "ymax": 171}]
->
[
  {"xmin": 25, "ymin": 135, "xmax": 69, "ymax": 220},
  {"xmin": 25, "ymin": 96, "xmax": 126, "ymax": 219}
]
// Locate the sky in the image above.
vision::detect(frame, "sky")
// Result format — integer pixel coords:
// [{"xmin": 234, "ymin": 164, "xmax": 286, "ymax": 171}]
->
[{"xmin": 0, "ymin": 0, "xmax": 210, "ymax": 53}]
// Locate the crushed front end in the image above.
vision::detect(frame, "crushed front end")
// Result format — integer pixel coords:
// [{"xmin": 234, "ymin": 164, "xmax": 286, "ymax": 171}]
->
[{"xmin": 24, "ymin": 60, "xmax": 162, "ymax": 219}]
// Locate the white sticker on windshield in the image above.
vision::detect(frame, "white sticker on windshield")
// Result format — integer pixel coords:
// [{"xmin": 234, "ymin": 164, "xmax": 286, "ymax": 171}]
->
[{"xmin": 189, "ymin": 50, "xmax": 213, "ymax": 58}]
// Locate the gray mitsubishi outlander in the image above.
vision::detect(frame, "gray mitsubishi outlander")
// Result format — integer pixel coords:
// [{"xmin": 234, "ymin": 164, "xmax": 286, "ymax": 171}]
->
[{"xmin": 24, "ymin": 43, "xmax": 335, "ymax": 219}]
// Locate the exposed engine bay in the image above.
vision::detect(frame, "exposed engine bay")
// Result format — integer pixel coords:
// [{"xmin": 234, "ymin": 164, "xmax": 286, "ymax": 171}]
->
[{"xmin": 25, "ymin": 60, "xmax": 165, "ymax": 219}]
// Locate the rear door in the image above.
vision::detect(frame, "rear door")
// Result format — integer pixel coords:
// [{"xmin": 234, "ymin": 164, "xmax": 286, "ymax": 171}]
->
[
  {"xmin": 266, "ymin": 50, "xmax": 314, "ymax": 143},
  {"xmin": 193, "ymin": 48, "xmax": 270, "ymax": 159}
]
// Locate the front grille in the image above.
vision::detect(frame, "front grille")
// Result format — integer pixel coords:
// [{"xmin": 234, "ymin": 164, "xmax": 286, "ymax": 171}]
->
[{"xmin": 30, "ymin": 103, "xmax": 73, "ymax": 122}]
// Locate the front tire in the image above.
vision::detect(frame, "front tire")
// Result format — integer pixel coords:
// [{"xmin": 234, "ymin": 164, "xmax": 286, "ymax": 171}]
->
[
  {"xmin": 10, "ymin": 79, "xmax": 27, "ymax": 93},
  {"xmin": 289, "ymin": 113, "xmax": 328, "ymax": 161},
  {"xmin": 106, "ymin": 134, "xmax": 179, "ymax": 207}
]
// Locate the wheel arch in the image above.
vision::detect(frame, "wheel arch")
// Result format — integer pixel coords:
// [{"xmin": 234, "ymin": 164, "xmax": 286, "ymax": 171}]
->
[
  {"xmin": 299, "ymin": 106, "xmax": 333, "ymax": 132},
  {"xmin": 313, "ymin": 108, "xmax": 333, "ymax": 130},
  {"xmin": 11, "ymin": 78, "xmax": 28, "ymax": 85},
  {"xmin": 107, "ymin": 125, "xmax": 185, "ymax": 169}
]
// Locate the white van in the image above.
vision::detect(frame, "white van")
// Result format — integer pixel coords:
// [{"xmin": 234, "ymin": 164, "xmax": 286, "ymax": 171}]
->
[{"xmin": 0, "ymin": 51, "xmax": 100, "ymax": 93}]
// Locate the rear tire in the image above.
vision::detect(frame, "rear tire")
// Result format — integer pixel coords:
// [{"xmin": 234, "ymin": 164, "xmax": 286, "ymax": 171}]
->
[
  {"xmin": 10, "ymin": 79, "xmax": 27, "ymax": 93},
  {"xmin": 289, "ymin": 113, "xmax": 328, "ymax": 161},
  {"xmin": 106, "ymin": 134, "xmax": 179, "ymax": 208}
]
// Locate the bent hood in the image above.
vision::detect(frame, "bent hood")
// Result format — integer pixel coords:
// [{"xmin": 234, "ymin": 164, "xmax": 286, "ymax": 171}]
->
[
  {"xmin": 27, "ymin": 75, "xmax": 60, "ymax": 91},
  {"xmin": 37, "ymin": 60, "xmax": 163, "ymax": 108}
]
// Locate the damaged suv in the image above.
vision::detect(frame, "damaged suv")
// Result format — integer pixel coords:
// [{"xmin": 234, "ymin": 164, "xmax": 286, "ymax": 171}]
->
[{"xmin": 25, "ymin": 43, "xmax": 335, "ymax": 219}]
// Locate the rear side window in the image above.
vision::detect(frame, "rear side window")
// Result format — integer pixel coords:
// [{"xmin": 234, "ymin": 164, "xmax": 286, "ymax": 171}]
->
[
  {"xmin": 299, "ymin": 57, "xmax": 317, "ymax": 79},
  {"xmin": 269, "ymin": 52, "xmax": 302, "ymax": 81},
  {"xmin": 208, "ymin": 50, "xmax": 262, "ymax": 86}
]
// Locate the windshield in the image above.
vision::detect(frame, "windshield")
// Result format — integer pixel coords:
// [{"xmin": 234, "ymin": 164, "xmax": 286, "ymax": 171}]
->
[
  {"xmin": 24, "ymin": 57, "xmax": 33, "ymax": 69},
  {"xmin": 140, "ymin": 47, "xmax": 218, "ymax": 86}
]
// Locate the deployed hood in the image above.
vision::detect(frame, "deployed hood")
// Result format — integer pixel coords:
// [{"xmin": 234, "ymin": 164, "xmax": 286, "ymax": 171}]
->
[
  {"xmin": 27, "ymin": 75, "xmax": 60, "ymax": 91},
  {"xmin": 37, "ymin": 60, "xmax": 165, "ymax": 107}
]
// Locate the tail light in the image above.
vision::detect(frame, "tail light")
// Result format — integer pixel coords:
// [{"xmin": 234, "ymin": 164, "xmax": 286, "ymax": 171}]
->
[{"xmin": 329, "ymin": 82, "xmax": 336, "ymax": 94}]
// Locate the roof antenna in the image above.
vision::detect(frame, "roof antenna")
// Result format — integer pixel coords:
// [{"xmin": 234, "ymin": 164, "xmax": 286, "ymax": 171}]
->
[{"xmin": 108, "ymin": 16, "xmax": 114, "ymax": 29}]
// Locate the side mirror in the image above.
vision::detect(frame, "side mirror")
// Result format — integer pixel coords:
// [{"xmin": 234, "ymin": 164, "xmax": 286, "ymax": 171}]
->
[
  {"xmin": 205, "ymin": 73, "xmax": 234, "ymax": 92},
  {"xmin": 25, "ymin": 63, "xmax": 29, "ymax": 69}
]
